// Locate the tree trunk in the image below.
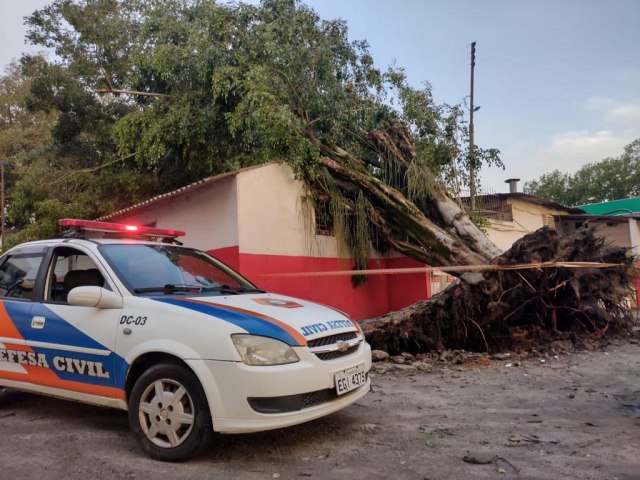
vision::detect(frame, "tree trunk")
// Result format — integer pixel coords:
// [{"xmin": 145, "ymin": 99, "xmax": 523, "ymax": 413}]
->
[
  {"xmin": 305, "ymin": 128, "xmax": 633, "ymax": 354},
  {"xmin": 320, "ymin": 156, "xmax": 490, "ymax": 266},
  {"xmin": 306, "ymin": 129, "xmax": 500, "ymax": 268}
]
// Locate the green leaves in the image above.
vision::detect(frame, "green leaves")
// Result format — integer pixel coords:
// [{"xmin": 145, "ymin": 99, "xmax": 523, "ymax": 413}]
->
[
  {"xmin": 20, "ymin": 0, "xmax": 436, "ymax": 185},
  {"xmin": 524, "ymin": 138, "xmax": 640, "ymax": 205},
  {"xmin": 4, "ymin": 0, "xmax": 503, "ymax": 265}
]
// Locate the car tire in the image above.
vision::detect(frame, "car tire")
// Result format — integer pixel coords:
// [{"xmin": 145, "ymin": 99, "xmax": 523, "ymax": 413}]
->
[{"xmin": 128, "ymin": 363, "xmax": 212, "ymax": 461}]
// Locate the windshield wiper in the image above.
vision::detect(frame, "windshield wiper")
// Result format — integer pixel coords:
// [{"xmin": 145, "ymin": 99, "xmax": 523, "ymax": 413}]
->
[
  {"xmin": 201, "ymin": 285, "xmax": 266, "ymax": 294},
  {"xmin": 133, "ymin": 284, "xmax": 204, "ymax": 294},
  {"xmin": 134, "ymin": 284, "xmax": 266, "ymax": 295},
  {"xmin": 200, "ymin": 285, "xmax": 239, "ymax": 294}
]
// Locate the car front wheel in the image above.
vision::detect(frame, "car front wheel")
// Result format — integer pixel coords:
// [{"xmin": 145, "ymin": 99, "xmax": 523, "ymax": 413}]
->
[{"xmin": 128, "ymin": 363, "xmax": 212, "ymax": 461}]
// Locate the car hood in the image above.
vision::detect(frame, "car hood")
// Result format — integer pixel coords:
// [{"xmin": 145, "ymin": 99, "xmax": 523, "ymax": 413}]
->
[{"xmin": 151, "ymin": 293, "xmax": 359, "ymax": 346}]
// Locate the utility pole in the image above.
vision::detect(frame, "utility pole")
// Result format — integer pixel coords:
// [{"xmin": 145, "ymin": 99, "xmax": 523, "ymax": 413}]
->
[{"xmin": 468, "ymin": 41, "xmax": 477, "ymax": 212}]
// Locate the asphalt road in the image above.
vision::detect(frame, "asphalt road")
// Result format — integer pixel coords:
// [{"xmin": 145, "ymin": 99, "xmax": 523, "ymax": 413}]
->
[{"xmin": 1, "ymin": 340, "xmax": 639, "ymax": 480}]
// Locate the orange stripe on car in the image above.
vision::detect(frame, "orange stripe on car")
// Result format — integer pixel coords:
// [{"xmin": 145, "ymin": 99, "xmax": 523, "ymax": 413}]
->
[
  {"xmin": 183, "ymin": 298, "xmax": 308, "ymax": 346},
  {"xmin": 0, "ymin": 301, "xmax": 124, "ymax": 400},
  {"xmin": 3, "ymin": 368, "xmax": 126, "ymax": 400}
]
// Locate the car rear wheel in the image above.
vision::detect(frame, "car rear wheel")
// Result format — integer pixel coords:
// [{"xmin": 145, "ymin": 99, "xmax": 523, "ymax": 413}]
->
[{"xmin": 128, "ymin": 363, "xmax": 212, "ymax": 461}]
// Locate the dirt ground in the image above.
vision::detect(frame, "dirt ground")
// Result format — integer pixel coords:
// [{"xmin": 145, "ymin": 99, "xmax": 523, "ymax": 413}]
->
[{"xmin": 1, "ymin": 339, "xmax": 639, "ymax": 480}]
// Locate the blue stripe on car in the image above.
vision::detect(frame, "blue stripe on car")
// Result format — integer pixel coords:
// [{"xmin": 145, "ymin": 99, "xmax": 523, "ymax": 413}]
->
[
  {"xmin": 4, "ymin": 301, "xmax": 129, "ymax": 388},
  {"xmin": 151, "ymin": 297, "xmax": 300, "ymax": 345}
]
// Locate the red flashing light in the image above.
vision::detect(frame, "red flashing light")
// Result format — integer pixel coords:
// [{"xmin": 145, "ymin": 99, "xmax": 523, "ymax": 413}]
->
[{"xmin": 58, "ymin": 219, "xmax": 185, "ymax": 238}]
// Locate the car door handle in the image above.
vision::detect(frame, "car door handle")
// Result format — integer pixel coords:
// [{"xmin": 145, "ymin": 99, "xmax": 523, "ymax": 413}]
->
[{"xmin": 31, "ymin": 316, "xmax": 46, "ymax": 329}]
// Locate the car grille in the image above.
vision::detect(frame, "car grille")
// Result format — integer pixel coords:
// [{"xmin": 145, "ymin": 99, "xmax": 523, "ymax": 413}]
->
[
  {"xmin": 307, "ymin": 331, "xmax": 361, "ymax": 361},
  {"xmin": 247, "ymin": 381, "xmax": 367, "ymax": 414},
  {"xmin": 314, "ymin": 345, "xmax": 360, "ymax": 361},
  {"xmin": 301, "ymin": 389, "xmax": 336, "ymax": 409},
  {"xmin": 307, "ymin": 331, "xmax": 358, "ymax": 348}
]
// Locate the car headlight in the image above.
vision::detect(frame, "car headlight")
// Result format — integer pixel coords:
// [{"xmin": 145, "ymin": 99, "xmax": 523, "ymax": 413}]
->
[{"xmin": 231, "ymin": 334, "xmax": 299, "ymax": 366}]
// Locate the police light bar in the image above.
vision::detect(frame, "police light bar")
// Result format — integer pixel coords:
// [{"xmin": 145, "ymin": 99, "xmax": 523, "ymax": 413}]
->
[{"xmin": 58, "ymin": 219, "xmax": 185, "ymax": 238}]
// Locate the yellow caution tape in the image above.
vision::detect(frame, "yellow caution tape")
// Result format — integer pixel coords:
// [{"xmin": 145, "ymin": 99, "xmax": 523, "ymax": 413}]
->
[{"xmin": 259, "ymin": 261, "xmax": 624, "ymax": 278}]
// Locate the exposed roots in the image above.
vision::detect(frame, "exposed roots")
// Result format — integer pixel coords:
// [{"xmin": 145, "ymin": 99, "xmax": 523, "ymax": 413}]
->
[{"xmin": 363, "ymin": 227, "xmax": 636, "ymax": 354}]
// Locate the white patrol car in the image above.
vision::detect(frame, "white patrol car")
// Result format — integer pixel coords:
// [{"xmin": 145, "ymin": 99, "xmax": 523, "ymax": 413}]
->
[{"xmin": 0, "ymin": 219, "xmax": 371, "ymax": 461}]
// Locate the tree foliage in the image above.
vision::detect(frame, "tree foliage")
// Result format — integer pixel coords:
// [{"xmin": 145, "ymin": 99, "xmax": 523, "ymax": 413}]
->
[
  {"xmin": 6, "ymin": 0, "xmax": 502, "ymax": 268},
  {"xmin": 2, "ymin": 54, "xmax": 159, "ymax": 244},
  {"xmin": 524, "ymin": 138, "xmax": 640, "ymax": 206},
  {"xmin": 0, "ymin": 61, "xmax": 59, "ymax": 236},
  {"xmin": 0, "ymin": 62, "xmax": 57, "ymax": 159}
]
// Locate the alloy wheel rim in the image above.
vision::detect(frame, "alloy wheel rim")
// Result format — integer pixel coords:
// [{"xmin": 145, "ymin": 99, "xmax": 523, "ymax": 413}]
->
[{"xmin": 138, "ymin": 378, "xmax": 195, "ymax": 448}]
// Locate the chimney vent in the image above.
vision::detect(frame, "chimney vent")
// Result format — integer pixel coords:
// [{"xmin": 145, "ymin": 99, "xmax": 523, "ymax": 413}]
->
[{"xmin": 505, "ymin": 178, "xmax": 520, "ymax": 194}]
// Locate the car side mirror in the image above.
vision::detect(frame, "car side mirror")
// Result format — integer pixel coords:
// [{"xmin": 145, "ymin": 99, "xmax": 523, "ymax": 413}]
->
[{"xmin": 67, "ymin": 286, "xmax": 123, "ymax": 309}]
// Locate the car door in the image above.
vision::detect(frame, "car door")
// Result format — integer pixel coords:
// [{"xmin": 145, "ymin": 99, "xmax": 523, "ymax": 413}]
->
[
  {"xmin": 25, "ymin": 244, "xmax": 127, "ymax": 401},
  {"xmin": 0, "ymin": 244, "xmax": 48, "ymax": 386}
]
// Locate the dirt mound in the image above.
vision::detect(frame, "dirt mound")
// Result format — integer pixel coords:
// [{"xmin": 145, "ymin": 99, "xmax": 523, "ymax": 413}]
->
[{"xmin": 363, "ymin": 227, "xmax": 636, "ymax": 354}]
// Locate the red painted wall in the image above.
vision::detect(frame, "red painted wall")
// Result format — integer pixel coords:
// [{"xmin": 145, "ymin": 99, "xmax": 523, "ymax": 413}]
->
[
  {"xmin": 208, "ymin": 247, "xmax": 430, "ymax": 319},
  {"xmin": 386, "ymin": 256, "xmax": 431, "ymax": 311},
  {"xmin": 210, "ymin": 245, "xmax": 240, "ymax": 271},
  {"xmin": 241, "ymin": 253, "xmax": 391, "ymax": 319}
]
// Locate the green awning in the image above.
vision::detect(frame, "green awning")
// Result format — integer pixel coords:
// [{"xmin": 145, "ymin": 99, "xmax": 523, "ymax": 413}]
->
[{"xmin": 578, "ymin": 197, "xmax": 640, "ymax": 216}]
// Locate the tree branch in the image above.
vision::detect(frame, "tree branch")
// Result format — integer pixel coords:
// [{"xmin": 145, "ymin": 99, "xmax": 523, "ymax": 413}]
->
[
  {"xmin": 95, "ymin": 88, "xmax": 172, "ymax": 98},
  {"xmin": 53, "ymin": 154, "xmax": 135, "ymax": 185}
]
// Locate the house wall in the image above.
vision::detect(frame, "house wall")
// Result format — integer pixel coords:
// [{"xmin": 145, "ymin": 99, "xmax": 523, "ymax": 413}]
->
[
  {"xmin": 106, "ymin": 177, "xmax": 241, "ymax": 269},
  {"xmin": 228, "ymin": 163, "xmax": 428, "ymax": 319},
  {"xmin": 558, "ymin": 218, "xmax": 633, "ymax": 249},
  {"xmin": 106, "ymin": 163, "xmax": 432, "ymax": 319},
  {"xmin": 582, "ymin": 219, "xmax": 638, "ymax": 308},
  {"xmin": 385, "ymin": 254, "xmax": 431, "ymax": 311},
  {"xmin": 235, "ymin": 163, "xmax": 347, "ymax": 258},
  {"xmin": 486, "ymin": 219, "xmax": 529, "ymax": 252},
  {"xmin": 629, "ymin": 219, "xmax": 640, "ymax": 258},
  {"xmin": 487, "ymin": 198, "xmax": 567, "ymax": 251},
  {"xmin": 629, "ymin": 220, "xmax": 640, "ymax": 308},
  {"xmin": 589, "ymin": 221, "xmax": 632, "ymax": 248}
]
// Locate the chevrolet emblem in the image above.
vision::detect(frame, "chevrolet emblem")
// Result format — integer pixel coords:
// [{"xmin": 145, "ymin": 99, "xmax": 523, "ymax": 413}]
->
[{"xmin": 336, "ymin": 341, "xmax": 349, "ymax": 352}]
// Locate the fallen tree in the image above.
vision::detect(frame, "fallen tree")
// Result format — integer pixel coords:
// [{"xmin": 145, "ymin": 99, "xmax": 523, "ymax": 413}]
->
[
  {"xmin": 21, "ymin": 0, "xmax": 503, "ymax": 269},
  {"xmin": 19, "ymin": 0, "xmax": 636, "ymax": 354},
  {"xmin": 362, "ymin": 227, "xmax": 635, "ymax": 354}
]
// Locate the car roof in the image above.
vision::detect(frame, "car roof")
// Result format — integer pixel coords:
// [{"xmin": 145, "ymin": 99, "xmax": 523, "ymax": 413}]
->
[{"xmin": 7, "ymin": 237, "xmax": 188, "ymax": 250}]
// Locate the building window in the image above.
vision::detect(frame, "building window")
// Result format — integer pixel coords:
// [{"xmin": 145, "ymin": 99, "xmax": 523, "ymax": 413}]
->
[
  {"xmin": 461, "ymin": 195, "xmax": 513, "ymax": 221},
  {"xmin": 315, "ymin": 200, "xmax": 334, "ymax": 236},
  {"xmin": 485, "ymin": 201, "xmax": 514, "ymax": 222},
  {"xmin": 543, "ymin": 214, "xmax": 556, "ymax": 229}
]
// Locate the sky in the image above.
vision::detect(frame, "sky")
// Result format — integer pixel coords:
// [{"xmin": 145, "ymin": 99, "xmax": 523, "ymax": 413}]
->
[{"xmin": 1, "ymin": 0, "xmax": 639, "ymax": 194}]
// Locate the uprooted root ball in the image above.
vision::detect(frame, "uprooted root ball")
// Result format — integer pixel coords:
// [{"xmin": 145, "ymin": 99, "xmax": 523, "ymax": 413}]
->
[{"xmin": 363, "ymin": 227, "xmax": 636, "ymax": 354}]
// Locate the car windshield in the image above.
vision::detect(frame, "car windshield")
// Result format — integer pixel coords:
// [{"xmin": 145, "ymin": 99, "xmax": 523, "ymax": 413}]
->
[{"xmin": 99, "ymin": 244, "xmax": 259, "ymax": 295}]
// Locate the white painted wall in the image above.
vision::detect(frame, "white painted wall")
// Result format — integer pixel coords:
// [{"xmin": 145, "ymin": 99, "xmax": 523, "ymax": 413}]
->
[
  {"xmin": 236, "ymin": 163, "xmax": 357, "ymax": 258},
  {"xmin": 110, "ymin": 177, "xmax": 239, "ymax": 252},
  {"xmin": 107, "ymin": 162, "xmax": 395, "ymax": 261},
  {"xmin": 487, "ymin": 198, "xmax": 568, "ymax": 251},
  {"xmin": 486, "ymin": 219, "xmax": 529, "ymax": 252}
]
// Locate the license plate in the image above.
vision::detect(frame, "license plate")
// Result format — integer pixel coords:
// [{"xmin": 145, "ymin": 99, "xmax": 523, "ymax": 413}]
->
[{"xmin": 335, "ymin": 364, "xmax": 367, "ymax": 395}]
